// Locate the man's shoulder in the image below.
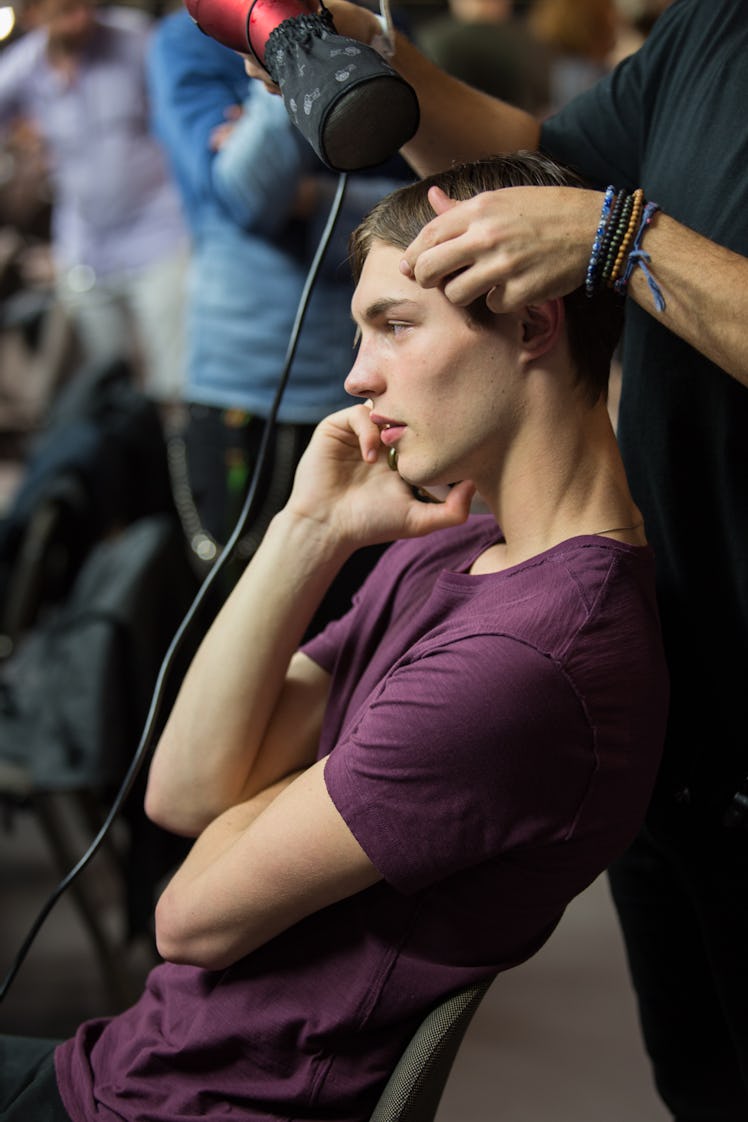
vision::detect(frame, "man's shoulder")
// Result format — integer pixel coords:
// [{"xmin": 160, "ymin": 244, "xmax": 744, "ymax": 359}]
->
[
  {"xmin": 0, "ymin": 27, "xmax": 46, "ymax": 79},
  {"xmin": 97, "ymin": 5, "xmax": 153, "ymax": 32}
]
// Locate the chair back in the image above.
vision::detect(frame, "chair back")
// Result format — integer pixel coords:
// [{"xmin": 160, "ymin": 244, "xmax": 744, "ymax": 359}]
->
[{"xmin": 369, "ymin": 977, "xmax": 494, "ymax": 1122}]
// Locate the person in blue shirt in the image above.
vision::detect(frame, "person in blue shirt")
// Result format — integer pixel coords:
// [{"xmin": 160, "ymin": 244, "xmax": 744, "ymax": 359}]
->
[{"xmin": 147, "ymin": 9, "xmax": 410, "ymax": 619}]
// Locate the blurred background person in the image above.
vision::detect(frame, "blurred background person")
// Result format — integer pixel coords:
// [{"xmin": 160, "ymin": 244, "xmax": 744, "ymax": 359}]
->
[
  {"xmin": 0, "ymin": 0, "xmax": 189, "ymax": 421},
  {"xmin": 526, "ymin": 0, "xmax": 619, "ymax": 110},
  {"xmin": 0, "ymin": 110, "xmax": 62, "ymax": 448},
  {"xmin": 416, "ymin": 0, "xmax": 551, "ymax": 112},
  {"xmin": 147, "ymin": 6, "xmax": 411, "ymax": 621},
  {"xmin": 608, "ymin": 0, "xmax": 674, "ymax": 63}
]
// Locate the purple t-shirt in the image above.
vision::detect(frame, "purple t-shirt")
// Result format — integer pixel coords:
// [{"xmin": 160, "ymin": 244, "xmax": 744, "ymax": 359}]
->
[{"xmin": 55, "ymin": 515, "xmax": 668, "ymax": 1121}]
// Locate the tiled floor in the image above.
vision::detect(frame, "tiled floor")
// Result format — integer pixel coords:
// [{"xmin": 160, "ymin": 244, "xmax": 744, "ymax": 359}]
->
[{"xmin": 0, "ymin": 800, "xmax": 670, "ymax": 1121}]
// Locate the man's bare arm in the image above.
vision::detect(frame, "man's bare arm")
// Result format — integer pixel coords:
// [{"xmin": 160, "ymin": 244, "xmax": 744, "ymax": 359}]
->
[
  {"xmin": 380, "ymin": 29, "xmax": 541, "ymax": 176},
  {"xmin": 154, "ymin": 757, "xmax": 382, "ymax": 970},
  {"xmin": 623, "ymin": 211, "xmax": 748, "ymax": 387}
]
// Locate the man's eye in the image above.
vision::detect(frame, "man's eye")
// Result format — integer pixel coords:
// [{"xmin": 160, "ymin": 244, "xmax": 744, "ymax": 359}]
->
[{"xmin": 387, "ymin": 321, "xmax": 410, "ymax": 336}]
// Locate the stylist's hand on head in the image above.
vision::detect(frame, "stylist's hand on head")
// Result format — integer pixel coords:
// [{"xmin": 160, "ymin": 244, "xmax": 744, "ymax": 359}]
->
[
  {"xmin": 286, "ymin": 403, "xmax": 474, "ymax": 550},
  {"xmin": 401, "ymin": 184, "xmax": 603, "ymax": 313}
]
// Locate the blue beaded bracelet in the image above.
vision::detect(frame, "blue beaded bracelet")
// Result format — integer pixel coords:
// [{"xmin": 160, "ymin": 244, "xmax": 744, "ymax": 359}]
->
[{"xmin": 585, "ymin": 185, "xmax": 616, "ymax": 298}]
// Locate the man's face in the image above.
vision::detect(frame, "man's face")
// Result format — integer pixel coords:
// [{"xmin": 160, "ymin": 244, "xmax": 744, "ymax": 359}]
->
[
  {"xmin": 31, "ymin": 0, "xmax": 96, "ymax": 51},
  {"xmin": 346, "ymin": 239, "xmax": 522, "ymax": 493}
]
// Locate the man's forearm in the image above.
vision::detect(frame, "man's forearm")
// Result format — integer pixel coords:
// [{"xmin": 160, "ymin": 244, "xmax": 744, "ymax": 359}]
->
[
  {"xmin": 390, "ymin": 32, "xmax": 541, "ymax": 176},
  {"xmin": 145, "ymin": 507, "xmax": 346, "ymax": 836},
  {"xmin": 626, "ymin": 211, "xmax": 748, "ymax": 388}
]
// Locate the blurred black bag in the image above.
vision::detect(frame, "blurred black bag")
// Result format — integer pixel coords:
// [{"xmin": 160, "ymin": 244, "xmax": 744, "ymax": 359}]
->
[
  {"xmin": 0, "ymin": 514, "xmax": 198, "ymax": 791},
  {"xmin": 0, "ymin": 355, "xmax": 177, "ymax": 629},
  {"xmin": 0, "ymin": 360, "xmax": 200, "ymax": 938}
]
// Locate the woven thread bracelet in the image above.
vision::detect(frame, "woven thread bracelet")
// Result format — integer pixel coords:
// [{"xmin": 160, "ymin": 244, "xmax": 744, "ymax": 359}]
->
[{"xmin": 614, "ymin": 200, "xmax": 666, "ymax": 311}]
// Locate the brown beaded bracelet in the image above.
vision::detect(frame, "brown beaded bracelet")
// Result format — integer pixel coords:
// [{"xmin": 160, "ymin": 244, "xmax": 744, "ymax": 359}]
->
[
  {"xmin": 601, "ymin": 191, "xmax": 635, "ymax": 287},
  {"xmin": 608, "ymin": 188, "xmax": 645, "ymax": 288}
]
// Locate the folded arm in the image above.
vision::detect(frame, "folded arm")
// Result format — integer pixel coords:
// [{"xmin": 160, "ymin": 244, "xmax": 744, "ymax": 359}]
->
[
  {"xmin": 147, "ymin": 403, "xmax": 475, "ymax": 967},
  {"xmin": 144, "ymin": 510, "xmax": 343, "ymax": 838},
  {"xmin": 154, "ymin": 753, "xmax": 382, "ymax": 970}
]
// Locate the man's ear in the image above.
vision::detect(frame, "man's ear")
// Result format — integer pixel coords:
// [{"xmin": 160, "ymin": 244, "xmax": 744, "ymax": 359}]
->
[{"xmin": 518, "ymin": 299, "xmax": 564, "ymax": 361}]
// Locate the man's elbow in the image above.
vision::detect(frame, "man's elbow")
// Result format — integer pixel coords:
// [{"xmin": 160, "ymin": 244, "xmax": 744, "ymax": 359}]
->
[
  {"xmin": 154, "ymin": 891, "xmax": 239, "ymax": 972},
  {"xmin": 143, "ymin": 775, "xmax": 212, "ymax": 839}
]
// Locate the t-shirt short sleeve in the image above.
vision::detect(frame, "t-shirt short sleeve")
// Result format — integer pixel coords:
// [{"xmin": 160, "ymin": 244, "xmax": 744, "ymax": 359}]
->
[{"xmin": 323, "ymin": 632, "xmax": 594, "ymax": 895}]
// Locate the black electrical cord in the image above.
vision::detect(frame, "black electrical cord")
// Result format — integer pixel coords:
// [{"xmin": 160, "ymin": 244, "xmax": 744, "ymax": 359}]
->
[{"xmin": 0, "ymin": 170, "xmax": 350, "ymax": 1004}]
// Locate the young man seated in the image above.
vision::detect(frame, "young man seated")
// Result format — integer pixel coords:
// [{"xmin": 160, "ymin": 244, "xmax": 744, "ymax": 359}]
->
[{"xmin": 0, "ymin": 151, "xmax": 669, "ymax": 1122}]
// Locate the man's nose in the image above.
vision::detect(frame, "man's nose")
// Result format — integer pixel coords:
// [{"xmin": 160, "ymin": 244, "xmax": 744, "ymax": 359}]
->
[{"xmin": 344, "ymin": 345, "xmax": 385, "ymax": 399}]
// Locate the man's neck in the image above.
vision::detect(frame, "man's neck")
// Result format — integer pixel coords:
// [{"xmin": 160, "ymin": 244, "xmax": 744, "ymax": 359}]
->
[
  {"xmin": 46, "ymin": 31, "xmax": 88, "ymax": 78},
  {"xmin": 475, "ymin": 403, "xmax": 644, "ymax": 572}
]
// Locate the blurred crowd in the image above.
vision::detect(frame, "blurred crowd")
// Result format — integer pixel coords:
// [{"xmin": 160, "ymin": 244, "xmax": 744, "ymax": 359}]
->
[{"xmin": 0, "ymin": 0, "xmax": 670, "ymax": 459}]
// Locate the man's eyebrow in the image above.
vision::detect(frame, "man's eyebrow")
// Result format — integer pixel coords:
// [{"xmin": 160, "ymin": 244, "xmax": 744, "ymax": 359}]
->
[
  {"xmin": 350, "ymin": 297, "xmax": 420, "ymax": 345},
  {"xmin": 367, "ymin": 298, "xmax": 421, "ymax": 320},
  {"xmin": 354, "ymin": 297, "xmax": 419, "ymax": 327}
]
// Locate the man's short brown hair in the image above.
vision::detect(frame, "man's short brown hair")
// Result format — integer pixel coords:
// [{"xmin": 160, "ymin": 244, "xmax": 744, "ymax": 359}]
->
[{"xmin": 349, "ymin": 151, "xmax": 624, "ymax": 404}]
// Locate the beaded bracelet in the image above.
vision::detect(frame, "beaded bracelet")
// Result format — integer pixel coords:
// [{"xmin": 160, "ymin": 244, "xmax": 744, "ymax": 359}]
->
[
  {"xmin": 585, "ymin": 185, "xmax": 616, "ymax": 297},
  {"xmin": 600, "ymin": 191, "xmax": 634, "ymax": 287},
  {"xmin": 608, "ymin": 188, "xmax": 644, "ymax": 288},
  {"xmin": 614, "ymin": 200, "xmax": 666, "ymax": 311}
]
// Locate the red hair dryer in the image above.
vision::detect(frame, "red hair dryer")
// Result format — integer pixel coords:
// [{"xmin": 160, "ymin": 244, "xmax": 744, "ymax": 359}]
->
[{"xmin": 183, "ymin": 0, "xmax": 419, "ymax": 171}]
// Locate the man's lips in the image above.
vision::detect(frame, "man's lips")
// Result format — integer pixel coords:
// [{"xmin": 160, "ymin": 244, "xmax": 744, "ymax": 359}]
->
[
  {"xmin": 371, "ymin": 415, "xmax": 406, "ymax": 447},
  {"xmin": 379, "ymin": 425, "xmax": 405, "ymax": 447}
]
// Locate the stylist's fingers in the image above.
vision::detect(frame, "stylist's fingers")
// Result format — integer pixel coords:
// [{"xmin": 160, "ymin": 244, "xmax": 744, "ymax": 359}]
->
[
  {"xmin": 485, "ymin": 285, "xmax": 506, "ymax": 313},
  {"xmin": 427, "ymin": 185, "xmax": 459, "ymax": 218},
  {"xmin": 243, "ymin": 54, "xmax": 280, "ymax": 94},
  {"xmin": 402, "ymin": 189, "xmax": 519, "ymax": 306},
  {"xmin": 400, "ymin": 189, "xmax": 471, "ymax": 287}
]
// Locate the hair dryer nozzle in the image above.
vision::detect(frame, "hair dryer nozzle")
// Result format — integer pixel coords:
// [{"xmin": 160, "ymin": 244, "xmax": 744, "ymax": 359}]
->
[{"xmin": 183, "ymin": 0, "xmax": 420, "ymax": 171}]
